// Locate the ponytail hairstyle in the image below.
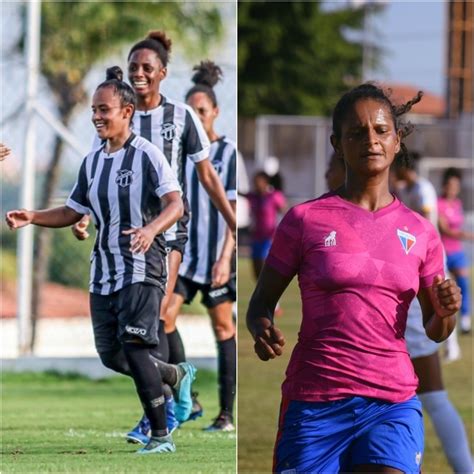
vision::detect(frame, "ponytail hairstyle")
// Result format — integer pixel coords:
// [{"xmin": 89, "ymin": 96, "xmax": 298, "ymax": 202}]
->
[
  {"xmin": 128, "ymin": 30, "xmax": 172, "ymax": 67},
  {"xmin": 185, "ymin": 60, "xmax": 223, "ymax": 107},
  {"xmin": 96, "ymin": 66, "xmax": 136, "ymax": 120},
  {"xmin": 332, "ymin": 82, "xmax": 423, "ymax": 167}
]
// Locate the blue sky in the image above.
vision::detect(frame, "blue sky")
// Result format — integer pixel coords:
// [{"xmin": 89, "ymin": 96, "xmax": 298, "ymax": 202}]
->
[{"xmin": 363, "ymin": 1, "xmax": 446, "ymax": 95}]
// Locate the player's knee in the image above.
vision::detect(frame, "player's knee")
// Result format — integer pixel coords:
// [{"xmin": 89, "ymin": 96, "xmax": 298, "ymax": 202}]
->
[
  {"xmin": 163, "ymin": 315, "xmax": 177, "ymax": 333},
  {"xmin": 163, "ymin": 305, "xmax": 179, "ymax": 332},
  {"xmin": 213, "ymin": 322, "xmax": 235, "ymax": 341},
  {"xmin": 99, "ymin": 350, "xmax": 129, "ymax": 374}
]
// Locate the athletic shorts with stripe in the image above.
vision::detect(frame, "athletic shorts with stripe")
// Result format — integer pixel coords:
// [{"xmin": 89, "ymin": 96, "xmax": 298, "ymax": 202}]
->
[
  {"xmin": 174, "ymin": 275, "xmax": 236, "ymax": 309},
  {"xmin": 90, "ymin": 283, "xmax": 163, "ymax": 353},
  {"xmin": 274, "ymin": 396, "xmax": 424, "ymax": 474}
]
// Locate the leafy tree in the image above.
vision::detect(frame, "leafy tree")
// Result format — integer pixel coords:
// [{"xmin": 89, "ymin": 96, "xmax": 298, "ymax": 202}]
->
[
  {"xmin": 238, "ymin": 1, "xmax": 374, "ymax": 116},
  {"xmin": 16, "ymin": 1, "xmax": 223, "ymax": 351}
]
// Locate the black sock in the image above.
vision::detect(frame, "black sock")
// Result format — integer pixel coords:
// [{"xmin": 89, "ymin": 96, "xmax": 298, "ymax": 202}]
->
[
  {"xmin": 122, "ymin": 343, "xmax": 167, "ymax": 435},
  {"xmin": 149, "ymin": 354, "xmax": 183, "ymax": 387},
  {"xmin": 150, "ymin": 320, "xmax": 169, "ymax": 362},
  {"xmin": 217, "ymin": 336, "xmax": 236, "ymax": 417},
  {"xmin": 167, "ymin": 329, "xmax": 186, "ymax": 364}
]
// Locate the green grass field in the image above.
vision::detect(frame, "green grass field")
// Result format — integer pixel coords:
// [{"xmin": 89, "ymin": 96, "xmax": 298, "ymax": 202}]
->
[
  {"xmin": 238, "ymin": 258, "xmax": 473, "ymax": 474},
  {"xmin": 1, "ymin": 370, "xmax": 235, "ymax": 473}
]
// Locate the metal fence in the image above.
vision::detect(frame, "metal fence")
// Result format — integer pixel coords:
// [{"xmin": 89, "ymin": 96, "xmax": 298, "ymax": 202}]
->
[{"xmin": 246, "ymin": 114, "xmax": 473, "ymax": 210}]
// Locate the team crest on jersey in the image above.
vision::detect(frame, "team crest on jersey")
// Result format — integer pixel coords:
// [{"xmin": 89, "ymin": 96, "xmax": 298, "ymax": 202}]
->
[
  {"xmin": 115, "ymin": 169, "xmax": 134, "ymax": 188},
  {"xmin": 160, "ymin": 123, "xmax": 176, "ymax": 141},
  {"xmin": 397, "ymin": 228, "xmax": 416, "ymax": 254},
  {"xmin": 212, "ymin": 161, "xmax": 223, "ymax": 174}
]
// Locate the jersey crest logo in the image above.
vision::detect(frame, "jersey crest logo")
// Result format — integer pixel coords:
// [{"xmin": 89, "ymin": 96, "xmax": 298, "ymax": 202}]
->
[
  {"xmin": 397, "ymin": 228, "xmax": 416, "ymax": 254},
  {"xmin": 115, "ymin": 169, "xmax": 134, "ymax": 188},
  {"xmin": 324, "ymin": 230, "xmax": 337, "ymax": 247},
  {"xmin": 161, "ymin": 123, "xmax": 176, "ymax": 141}
]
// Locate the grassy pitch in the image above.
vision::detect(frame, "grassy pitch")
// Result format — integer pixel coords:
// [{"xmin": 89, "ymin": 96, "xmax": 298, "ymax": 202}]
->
[
  {"xmin": 238, "ymin": 258, "xmax": 473, "ymax": 473},
  {"xmin": 2, "ymin": 369, "xmax": 235, "ymax": 473}
]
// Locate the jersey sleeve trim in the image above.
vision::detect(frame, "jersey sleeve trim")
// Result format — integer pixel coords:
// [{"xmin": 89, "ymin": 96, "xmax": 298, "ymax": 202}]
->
[
  {"xmin": 155, "ymin": 183, "xmax": 181, "ymax": 198},
  {"xmin": 227, "ymin": 190, "xmax": 237, "ymax": 201},
  {"xmin": 188, "ymin": 147, "xmax": 210, "ymax": 163},
  {"xmin": 65, "ymin": 198, "xmax": 90, "ymax": 215}
]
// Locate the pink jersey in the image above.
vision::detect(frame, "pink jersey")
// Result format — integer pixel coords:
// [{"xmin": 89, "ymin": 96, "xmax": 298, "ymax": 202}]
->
[
  {"xmin": 438, "ymin": 197, "xmax": 464, "ymax": 255},
  {"xmin": 267, "ymin": 192, "xmax": 444, "ymax": 403},
  {"xmin": 248, "ymin": 190, "xmax": 286, "ymax": 240}
]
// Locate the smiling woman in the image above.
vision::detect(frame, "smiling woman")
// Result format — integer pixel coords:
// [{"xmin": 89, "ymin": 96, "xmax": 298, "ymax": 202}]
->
[{"xmin": 91, "ymin": 67, "xmax": 136, "ymax": 152}]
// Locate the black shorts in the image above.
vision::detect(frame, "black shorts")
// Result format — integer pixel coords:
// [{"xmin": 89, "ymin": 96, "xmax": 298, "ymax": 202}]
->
[
  {"xmin": 165, "ymin": 235, "xmax": 188, "ymax": 256},
  {"xmin": 90, "ymin": 283, "xmax": 162, "ymax": 353},
  {"xmin": 174, "ymin": 275, "xmax": 236, "ymax": 309},
  {"xmin": 164, "ymin": 205, "xmax": 189, "ymax": 256}
]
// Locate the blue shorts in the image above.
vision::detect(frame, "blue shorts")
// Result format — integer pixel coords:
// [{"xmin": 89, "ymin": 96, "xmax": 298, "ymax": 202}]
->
[
  {"xmin": 274, "ymin": 396, "xmax": 423, "ymax": 473},
  {"xmin": 446, "ymin": 250, "xmax": 468, "ymax": 271},
  {"xmin": 251, "ymin": 239, "xmax": 272, "ymax": 260}
]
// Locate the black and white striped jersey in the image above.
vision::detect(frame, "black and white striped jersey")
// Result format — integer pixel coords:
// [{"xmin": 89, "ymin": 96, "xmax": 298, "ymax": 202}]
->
[
  {"xmin": 179, "ymin": 137, "xmax": 237, "ymax": 284},
  {"xmin": 134, "ymin": 95, "xmax": 210, "ymax": 244},
  {"xmin": 92, "ymin": 95, "xmax": 210, "ymax": 244},
  {"xmin": 67, "ymin": 133, "xmax": 181, "ymax": 295}
]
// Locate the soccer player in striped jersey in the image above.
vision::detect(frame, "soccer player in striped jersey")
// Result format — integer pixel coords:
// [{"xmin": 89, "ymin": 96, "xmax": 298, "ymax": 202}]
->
[
  {"xmin": 164, "ymin": 61, "xmax": 236, "ymax": 431},
  {"xmin": 247, "ymin": 84, "xmax": 462, "ymax": 473},
  {"xmin": 6, "ymin": 67, "xmax": 196, "ymax": 455}
]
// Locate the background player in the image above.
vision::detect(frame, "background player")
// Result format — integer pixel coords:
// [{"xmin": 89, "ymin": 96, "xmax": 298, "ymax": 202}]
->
[
  {"xmin": 393, "ymin": 154, "xmax": 462, "ymax": 363},
  {"xmin": 246, "ymin": 171, "xmax": 286, "ymax": 281},
  {"xmin": 164, "ymin": 60, "xmax": 236, "ymax": 432},
  {"xmin": 438, "ymin": 167, "xmax": 473, "ymax": 334},
  {"xmin": 5, "ymin": 67, "xmax": 196, "ymax": 455},
  {"xmin": 247, "ymin": 83, "xmax": 462, "ymax": 473}
]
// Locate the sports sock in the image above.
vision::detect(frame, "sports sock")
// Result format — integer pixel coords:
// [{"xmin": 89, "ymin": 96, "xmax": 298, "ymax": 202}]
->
[
  {"xmin": 217, "ymin": 336, "xmax": 236, "ymax": 416},
  {"xmin": 419, "ymin": 390, "xmax": 473, "ymax": 473},
  {"xmin": 455, "ymin": 274, "xmax": 470, "ymax": 316},
  {"xmin": 122, "ymin": 343, "xmax": 167, "ymax": 436},
  {"xmin": 150, "ymin": 320, "xmax": 170, "ymax": 362},
  {"xmin": 149, "ymin": 354, "xmax": 184, "ymax": 388},
  {"xmin": 167, "ymin": 329, "xmax": 186, "ymax": 364}
]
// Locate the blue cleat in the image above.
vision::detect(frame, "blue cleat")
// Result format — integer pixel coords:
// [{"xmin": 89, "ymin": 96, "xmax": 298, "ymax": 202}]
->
[
  {"xmin": 126, "ymin": 414, "xmax": 150, "ymax": 445},
  {"xmin": 180, "ymin": 392, "xmax": 204, "ymax": 425},
  {"xmin": 165, "ymin": 396, "xmax": 179, "ymax": 433},
  {"xmin": 173, "ymin": 362, "xmax": 197, "ymax": 422},
  {"xmin": 137, "ymin": 435, "xmax": 176, "ymax": 454}
]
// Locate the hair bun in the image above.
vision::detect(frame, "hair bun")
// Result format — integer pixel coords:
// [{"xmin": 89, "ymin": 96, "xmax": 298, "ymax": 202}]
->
[
  {"xmin": 106, "ymin": 66, "xmax": 123, "ymax": 82},
  {"xmin": 191, "ymin": 60, "xmax": 222, "ymax": 88},
  {"xmin": 147, "ymin": 31, "xmax": 172, "ymax": 53}
]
